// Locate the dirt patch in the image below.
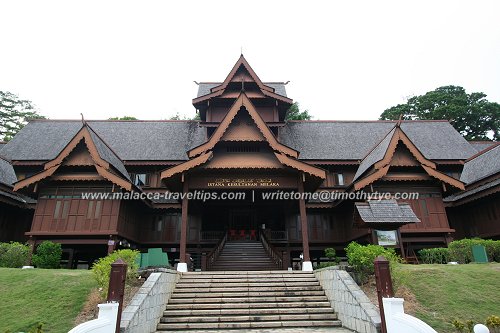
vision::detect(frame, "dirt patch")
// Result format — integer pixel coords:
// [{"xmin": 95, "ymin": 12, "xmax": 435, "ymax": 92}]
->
[
  {"xmin": 74, "ymin": 288, "xmax": 103, "ymax": 325},
  {"xmin": 74, "ymin": 278, "xmax": 144, "ymax": 326},
  {"xmin": 360, "ymin": 276, "xmax": 423, "ymax": 315}
]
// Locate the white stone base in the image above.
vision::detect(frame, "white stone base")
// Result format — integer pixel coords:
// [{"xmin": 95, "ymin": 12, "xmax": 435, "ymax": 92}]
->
[
  {"xmin": 177, "ymin": 262, "xmax": 188, "ymax": 272},
  {"xmin": 302, "ymin": 261, "xmax": 313, "ymax": 271}
]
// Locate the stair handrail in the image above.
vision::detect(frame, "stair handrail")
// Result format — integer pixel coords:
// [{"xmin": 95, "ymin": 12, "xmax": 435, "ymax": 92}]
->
[
  {"xmin": 260, "ymin": 231, "xmax": 283, "ymax": 269},
  {"xmin": 205, "ymin": 231, "xmax": 228, "ymax": 270}
]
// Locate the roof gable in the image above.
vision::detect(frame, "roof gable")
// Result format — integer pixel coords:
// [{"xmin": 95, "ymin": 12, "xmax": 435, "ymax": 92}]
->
[
  {"xmin": 193, "ymin": 55, "xmax": 293, "ymax": 105},
  {"xmin": 14, "ymin": 124, "xmax": 132, "ymax": 191},
  {"xmin": 189, "ymin": 93, "xmax": 298, "ymax": 158},
  {"xmin": 353, "ymin": 125, "xmax": 464, "ymax": 190}
]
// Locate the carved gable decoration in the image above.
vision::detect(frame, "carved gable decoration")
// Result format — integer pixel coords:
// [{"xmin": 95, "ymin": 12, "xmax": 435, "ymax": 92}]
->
[
  {"xmin": 353, "ymin": 125, "xmax": 465, "ymax": 190},
  {"xmin": 221, "ymin": 110, "xmax": 265, "ymax": 142}
]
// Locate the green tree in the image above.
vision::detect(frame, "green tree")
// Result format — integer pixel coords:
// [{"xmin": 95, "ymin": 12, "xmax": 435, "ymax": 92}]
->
[
  {"xmin": 286, "ymin": 102, "xmax": 312, "ymax": 121},
  {"xmin": 0, "ymin": 91, "xmax": 45, "ymax": 141},
  {"xmin": 108, "ymin": 116, "xmax": 138, "ymax": 120},
  {"xmin": 380, "ymin": 86, "xmax": 499, "ymax": 141}
]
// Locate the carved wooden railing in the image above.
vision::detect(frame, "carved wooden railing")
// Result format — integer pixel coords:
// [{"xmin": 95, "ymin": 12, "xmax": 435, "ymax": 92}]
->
[
  {"xmin": 269, "ymin": 230, "xmax": 288, "ymax": 241},
  {"xmin": 202, "ymin": 232, "xmax": 227, "ymax": 271},
  {"xmin": 200, "ymin": 230, "xmax": 225, "ymax": 242},
  {"xmin": 260, "ymin": 231, "xmax": 283, "ymax": 270}
]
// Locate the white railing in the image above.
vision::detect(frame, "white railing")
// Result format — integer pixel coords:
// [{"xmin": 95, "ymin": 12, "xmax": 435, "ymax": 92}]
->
[
  {"xmin": 68, "ymin": 303, "xmax": 118, "ymax": 333},
  {"xmin": 383, "ymin": 298, "xmax": 437, "ymax": 333}
]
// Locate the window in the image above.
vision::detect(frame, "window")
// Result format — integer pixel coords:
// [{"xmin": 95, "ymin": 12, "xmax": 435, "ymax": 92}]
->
[
  {"xmin": 54, "ymin": 201, "xmax": 61, "ymax": 218},
  {"xmin": 334, "ymin": 173, "xmax": 344, "ymax": 186},
  {"xmin": 130, "ymin": 173, "xmax": 150, "ymax": 187}
]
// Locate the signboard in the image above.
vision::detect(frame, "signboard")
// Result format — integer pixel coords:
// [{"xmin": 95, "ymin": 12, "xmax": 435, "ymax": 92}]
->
[
  {"xmin": 189, "ymin": 175, "xmax": 297, "ymax": 189},
  {"xmin": 207, "ymin": 177, "xmax": 280, "ymax": 188},
  {"xmin": 375, "ymin": 230, "xmax": 398, "ymax": 246}
]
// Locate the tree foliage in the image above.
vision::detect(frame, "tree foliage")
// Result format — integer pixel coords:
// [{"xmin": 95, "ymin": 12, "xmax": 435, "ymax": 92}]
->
[
  {"xmin": 380, "ymin": 86, "xmax": 499, "ymax": 141},
  {"xmin": 108, "ymin": 116, "xmax": 138, "ymax": 120},
  {"xmin": 286, "ymin": 102, "xmax": 312, "ymax": 121},
  {"xmin": 0, "ymin": 91, "xmax": 45, "ymax": 141}
]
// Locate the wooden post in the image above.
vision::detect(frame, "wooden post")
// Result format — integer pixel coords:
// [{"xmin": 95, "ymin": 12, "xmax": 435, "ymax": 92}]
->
[
  {"xmin": 298, "ymin": 174, "xmax": 311, "ymax": 270},
  {"xmin": 107, "ymin": 237, "xmax": 117, "ymax": 255},
  {"xmin": 179, "ymin": 177, "xmax": 189, "ymax": 272},
  {"xmin": 107, "ymin": 258, "xmax": 127, "ymax": 333},
  {"xmin": 282, "ymin": 250, "xmax": 290, "ymax": 269},
  {"xmin": 374, "ymin": 256, "xmax": 394, "ymax": 333},
  {"xmin": 201, "ymin": 252, "xmax": 207, "ymax": 271},
  {"xmin": 27, "ymin": 236, "xmax": 36, "ymax": 266}
]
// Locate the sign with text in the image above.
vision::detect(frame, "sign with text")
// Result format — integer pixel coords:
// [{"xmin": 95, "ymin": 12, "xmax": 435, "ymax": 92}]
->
[
  {"xmin": 207, "ymin": 177, "xmax": 280, "ymax": 188},
  {"xmin": 189, "ymin": 175, "xmax": 297, "ymax": 189}
]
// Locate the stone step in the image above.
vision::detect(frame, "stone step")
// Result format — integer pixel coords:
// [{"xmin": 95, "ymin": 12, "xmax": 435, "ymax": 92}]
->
[
  {"xmin": 156, "ymin": 319, "xmax": 342, "ymax": 330},
  {"xmin": 171, "ymin": 290, "xmax": 326, "ymax": 298},
  {"xmin": 174, "ymin": 285, "xmax": 324, "ymax": 293},
  {"xmin": 166, "ymin": 301, "xmax": 333, "ymax": 310},
  {"xmin": 182, "ymin": 271, "xmax": 313, "ymax": 276},
  {"xmin": 178, "ymin": 277, "xmax": 318, "ymax": 283},
  {"xmin": 168, "ymin": 295, "xmax": 329, "ymax": 304},
  {"xmin": 160, "ymin": 313, "xmax": 338, "ymax": 323},
  {"xmin": 163, "ymin": 306, "xmax": 335, "ymax": 317},
  {"xmin": 176, "ymin": 282, "xmax": 320, "ymax": 288}
]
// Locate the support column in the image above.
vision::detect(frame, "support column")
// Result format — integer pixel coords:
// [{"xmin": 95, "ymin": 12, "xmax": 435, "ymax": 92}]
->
[
  {"xmin": 178, "ymin": 176, "xmax": 189, "ymax": 272},
  {"xmin": 298, "ymin": 174, "xmax": 312, "ymax": 271}
]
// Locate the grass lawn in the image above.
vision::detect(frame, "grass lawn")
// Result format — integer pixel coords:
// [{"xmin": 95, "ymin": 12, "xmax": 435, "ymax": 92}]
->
[
  {"xmin": 0, "ymin": 268, "xmax": 96, "ymax": 333},
  {"xmin": 395, "ymin": 263, "xmax": 500, "ymax": 333}
]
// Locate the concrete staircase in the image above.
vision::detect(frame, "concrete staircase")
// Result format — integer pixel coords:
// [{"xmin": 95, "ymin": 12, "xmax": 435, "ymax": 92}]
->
[
  {"xmin": 209, "ymin": 241, "xmax": 280, "ymax": 271},
  {"xmin": 156, "ymin": 271, "xmax": 342, "ymax": 331}
]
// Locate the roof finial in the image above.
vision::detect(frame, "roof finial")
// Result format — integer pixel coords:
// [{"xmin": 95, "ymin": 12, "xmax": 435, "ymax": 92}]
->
[
  {"xmin": 396, "ymin": 113, "xmax": 403, "ymax": 127},
  {"xmin": 80, "ymin": 113, "xmax": 86, "ymax": 125},
  {"xmin": 240, "ymin": 46, "xmax": 243, "ymax": 56}
]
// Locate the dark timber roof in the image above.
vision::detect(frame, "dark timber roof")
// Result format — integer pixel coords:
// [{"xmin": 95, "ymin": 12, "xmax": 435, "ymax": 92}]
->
[
  {"xmin": 469, "ymin": 141, "xmax": 496, "ymax": 153},
  {"xmin": 279, "ymin": 121, "xmax": 475, "ymax": 161},
  {"xmin": 460, "ymin": 144, "xmax": 500, "ymax": 184},
  {"xmin": 2, "ymin": 120, "xmax": 206, "ymax": 162},
  {"xmin": 87, "ymin": 125, "xmax": 130, "ymax": 180},
  {"xmin": 197, "ymin": 82, "xmax": 288, "ymax": 98},
  {"xmin": 0, "ymin": 156, "xmax": 17, "ymax": 186},
  {"xmin": 2, "ymin": 119, "xmax": 476, "ymax": 163},
  {"xmin": 353, "ymin": 128, "xmax": 395, "ymax": 181},
  {"xmin": 355, "ymin": 200, "xmax": 420, "ymax": 224}
]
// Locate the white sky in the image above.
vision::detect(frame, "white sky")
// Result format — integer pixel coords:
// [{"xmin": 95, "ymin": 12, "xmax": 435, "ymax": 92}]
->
[{"xmin": 1, "ymin": 0, "xmax": 499, "ymax": 121}]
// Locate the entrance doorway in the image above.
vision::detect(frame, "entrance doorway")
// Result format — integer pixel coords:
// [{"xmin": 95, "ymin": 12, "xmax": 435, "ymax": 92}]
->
[{"xmin": 229, "ymin": 209, "xmax": 257, "ymax": 241}]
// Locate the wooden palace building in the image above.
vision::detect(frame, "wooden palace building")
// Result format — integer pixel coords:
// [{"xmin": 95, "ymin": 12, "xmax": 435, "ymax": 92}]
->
[{"xmin": 1, "ymin": 55, "xmax": 499, "ymax": 271}]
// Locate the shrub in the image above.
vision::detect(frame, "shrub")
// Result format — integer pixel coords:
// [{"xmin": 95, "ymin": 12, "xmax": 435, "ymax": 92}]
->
[
  {"xmin": 91, "ymin": 249, "xmax": 140, "ymax": 296},
  {"xmin": 448, "ymin": 238, "xmax": 500, "ymax": 263},
  {"xmin": 345, "ymin": 242, "xmax": 401, "ymax": 283},
  {"xmin": 486, "ymin": 315, "xmax": 500, "ymax": 331},
  {"xmin": 419, "ymin": 247, "xmax": 450, "ymax": 264},
  {"xmin": 32, "ymin": 241, "xmax": 62, "ymax": 269},
  {"xmin": 0, "ymin": 242, "xmax": 30, "ymax": 268}
]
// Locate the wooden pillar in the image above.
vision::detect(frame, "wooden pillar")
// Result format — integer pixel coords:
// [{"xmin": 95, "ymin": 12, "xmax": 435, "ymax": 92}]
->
[
  {"xmin": 107, "ymin": 236, "xmax": 117, "ymax": 254},
  {"xmin": 178, "ymin": 175, "xmax": 189, "ymax": 272},
  {"xmin": 298, "ymin": 174, "xmax": 312, "ymax": 271}
]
